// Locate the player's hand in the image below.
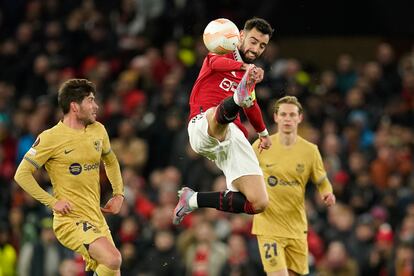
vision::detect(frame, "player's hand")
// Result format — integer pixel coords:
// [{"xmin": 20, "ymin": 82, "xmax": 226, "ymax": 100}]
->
[
  {"xmin": 322, "ymin": 192, "xmax": 336, "ymax": 207},
  {"xmin": 240, "ymin": 63, "xmax": 253, "ymax": 71},
  {"xmin": 101, "ymin": 194, "xmax": 124, "ymax": 214},
  {"xmin": 253, "ymin": 67, "xmax": 264, "ymax": 83},
  {"xmin": 53, "ymin": 199, "xmax": 73, "ymax": 215},
  {"xmin": 258, "ymin": 135, "xmax": 272, "ymax": 153}
]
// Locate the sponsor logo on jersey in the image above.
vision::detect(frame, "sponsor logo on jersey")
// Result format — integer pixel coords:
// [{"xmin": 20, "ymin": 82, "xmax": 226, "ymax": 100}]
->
[
  {"xmin": 69, "ymin": 163, "xmax": 82, "ymax": 175},
  {"xmin": 219, "ymin": 78, "xmax": 238, "ymax": 92},
  {"xmin": 268, "ymin": 176, "xmax": 278, "ymax": 187},
  {"xmin": 267, "ymin": 176, "xmax": 300, "ymax": 187},
  {"xmin": 83, "ymin": 162, "xmax": 100, "ymax": 171},
  {"xmin": 69, "ymin": 162, "xmax": 99, "ymax": 175}
]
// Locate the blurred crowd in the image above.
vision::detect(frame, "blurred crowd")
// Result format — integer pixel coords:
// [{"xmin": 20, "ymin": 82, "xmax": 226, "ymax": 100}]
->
[{"xmin": 0, "ymin": 0, "xmax": 414, "ymax": 276}]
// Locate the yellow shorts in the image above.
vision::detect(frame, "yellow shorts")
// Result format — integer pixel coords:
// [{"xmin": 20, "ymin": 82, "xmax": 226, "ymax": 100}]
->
[
  {"xmin": 256, "ymin": 235, "xmax": 309, "ymax": 274},
  {"xmin": 53, "ymin": 216, "xmax": 114, "ymax": 271}
]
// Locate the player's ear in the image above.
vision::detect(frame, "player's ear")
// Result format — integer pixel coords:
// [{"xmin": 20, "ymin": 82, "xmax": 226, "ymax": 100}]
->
[
  {"xmin": 70, "ymin": 102, "xmax": 78, "ymax": 113},
  {"xmin": 298, "ymin": 113, "xmax": 304, "ymax": 123},
  {"xmin": 273, "ymin": 113, "xmax": 278, "ymax": 123},
  {"xmin": 239, "ymin": 30, "xmax": 245, "ymax": 41}
]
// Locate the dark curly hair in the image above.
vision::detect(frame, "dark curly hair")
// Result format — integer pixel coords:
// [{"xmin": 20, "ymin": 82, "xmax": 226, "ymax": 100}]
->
[
  {"xmin": 58, "ymin": 79, "xmax": 96, "ymax": 114},
  {"xmin": 244, "ymin": 17, "xmax": 274, "ymax": 38}
]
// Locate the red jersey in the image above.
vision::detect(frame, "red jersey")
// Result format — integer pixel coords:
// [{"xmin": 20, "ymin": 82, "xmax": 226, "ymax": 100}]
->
[{"xmin": 189, "ymin": 52, "xmax": 266, "ymax": 137}]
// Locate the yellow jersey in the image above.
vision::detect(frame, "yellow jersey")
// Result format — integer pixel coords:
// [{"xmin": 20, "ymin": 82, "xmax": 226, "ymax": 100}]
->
[
  {"xmin": 15, "ymin": 121, "xmax": 123, "ymax": 224},
  {"xmin": 252, "ymin": 133, "xmax": 332, "ymax": 239}
]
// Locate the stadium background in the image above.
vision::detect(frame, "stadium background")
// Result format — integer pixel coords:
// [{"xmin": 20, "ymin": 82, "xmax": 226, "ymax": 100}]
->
[{"xmin": 0, "ymin": 0, "xmax": 413, "ymax": 275}]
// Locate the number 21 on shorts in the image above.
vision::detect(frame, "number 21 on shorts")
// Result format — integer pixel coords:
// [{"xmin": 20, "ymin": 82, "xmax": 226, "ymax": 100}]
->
[{"xmin": 264, "ymin": 242, "xmax": 278, "ymax": 258}]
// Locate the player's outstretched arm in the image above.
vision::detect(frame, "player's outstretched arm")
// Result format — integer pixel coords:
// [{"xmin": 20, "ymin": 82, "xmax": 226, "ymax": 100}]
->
[
  {"xmin": 209, "ymin": 54, "xmax": 244, "ymax": 72},
  {"xmin": 243, "ymin": 101, "xmax": 271, "ymax": 152},
  {"xmin": 101, "ymin": 195, "xmax": 124, "ymax": 214}
]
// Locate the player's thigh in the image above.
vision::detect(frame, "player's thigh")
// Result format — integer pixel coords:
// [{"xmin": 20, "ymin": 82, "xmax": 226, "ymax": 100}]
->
[
  {"xmin": 206, "ymin": 106, "xmax": 229, "ymax": 141},
  {"xmin": 257, "ymin": 235, "xmax": 288, "ymax": 274},
  {"xmin": 232, "ymin": 174, "xmax": 267, "ymax": 204},
  {"xmin": 188, "ymin": 110, "xmax": 224, "ymax": 158},
  {"xmin": 221, "ymin": 124, "xmax": 265, "ymax": 195},
  {"xmin": 285, "ymin": 239, "xmax": 309, "ymax": 275},
  {"xmin": 54, "ymin": 218, "xmax": 113, "ymax": 270},
  {"xmin": 88, "ymin": 236, "xmax": 121, "ymax": 268}
]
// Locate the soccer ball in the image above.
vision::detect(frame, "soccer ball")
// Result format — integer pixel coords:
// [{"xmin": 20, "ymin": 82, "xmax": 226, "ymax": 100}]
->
[{"xmin": 203, "ymin": 18, "xmax": 240, "ymax": 55}]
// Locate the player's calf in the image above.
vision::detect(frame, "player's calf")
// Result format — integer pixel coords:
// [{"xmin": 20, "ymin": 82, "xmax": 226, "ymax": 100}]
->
[
  {"xmin": 94, "ymin": 264, "xmax": 120, "ymax": 276},
  {"xmin": 250, "ymin": 196, "xmax": 268, "ymax": 213},
  {"xmin": 195, "ymin": 190, "xmax": 263, "ymax": 214},
  {"xmin": 215, "ymin": 96, "xmax": 240, "ymax": 125}
]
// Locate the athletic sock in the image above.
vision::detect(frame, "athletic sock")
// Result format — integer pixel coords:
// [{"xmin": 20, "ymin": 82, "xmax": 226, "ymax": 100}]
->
[
  {"xmin": 197, "ymin": 191, "xmax": 257, "ymax": 214},
  {"xmin": 189, "ymin": 192, "xmax": 198, "ymax": 209},
  {"xmin": 215, "ymin": 96, "xmax": 241, "ymax": 124},
  {"xmin": 95, "ymin": 265, "xmax": 118, "ymax": 276}
]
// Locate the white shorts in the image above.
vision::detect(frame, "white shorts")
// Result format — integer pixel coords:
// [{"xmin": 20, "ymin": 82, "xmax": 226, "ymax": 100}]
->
[{"xmin": 188, "ymin": 112, "xmax": 263, "ymax": 191}]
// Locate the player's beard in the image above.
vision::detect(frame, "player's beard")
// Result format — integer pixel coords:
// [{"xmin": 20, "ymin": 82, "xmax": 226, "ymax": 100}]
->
[
  {"xmin": 78, "ymin": 107, "xmax": 96, "ymax": 126},
  {"xmin": 238, "ymin": 41, "xmax": 258, "ymax": 63}
]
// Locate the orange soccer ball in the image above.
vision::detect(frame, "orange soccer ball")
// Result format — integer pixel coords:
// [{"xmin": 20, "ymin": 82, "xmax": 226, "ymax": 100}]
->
[{"xmin": 203, "ymin": 18, "xmax": 240, "ymax": 55}]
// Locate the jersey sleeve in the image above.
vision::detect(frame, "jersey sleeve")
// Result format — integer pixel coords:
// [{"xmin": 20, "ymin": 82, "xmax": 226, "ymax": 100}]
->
[
  {"xmin": 14, "ymin": 131, "xmax": 58, "ymax": 208},
  {"xmin": 208, "ymin": 54, "xmax": 243, "ymax": 71},
  {"xmin": 311, "ymin": 146, "xmax": 333, "ymax": 194},
  {"xmin": 243, "ymin": 100, "xmax": 267, "ymax": 134},
  {"xmin": 101, "ymin": 125, "xmax": 111, "ymax": 155},
  {"xmin": 101, "ymin": 127, "xmax": 124, "ymax": 196},
  {"xmin": 23, "ymin": 132, "xmax": 55, "ymax": 169}
]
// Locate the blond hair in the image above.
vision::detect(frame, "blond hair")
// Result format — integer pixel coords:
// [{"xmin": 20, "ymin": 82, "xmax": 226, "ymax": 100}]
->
[{"xmin": 273, "ymin": 96, "xmax": 303, "ymax": 114}]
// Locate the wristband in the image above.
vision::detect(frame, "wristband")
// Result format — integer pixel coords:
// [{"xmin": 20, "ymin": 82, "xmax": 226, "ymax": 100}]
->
[{"xmin": 258, "ymin": 129, "xmax": 269, "ymax": 137}]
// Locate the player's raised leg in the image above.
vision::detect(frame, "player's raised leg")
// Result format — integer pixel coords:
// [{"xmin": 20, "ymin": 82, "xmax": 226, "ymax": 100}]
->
[
  {"xmin": 232, "ymin": 174, "xmax": 268, "ymax": 213},
  {"xmin": 207, "ymin": 64, "xmax": 257, "ymax": 141},
  {"xmin": 173, "ymin": 174, "xmax": 268, "ymax": 225}
]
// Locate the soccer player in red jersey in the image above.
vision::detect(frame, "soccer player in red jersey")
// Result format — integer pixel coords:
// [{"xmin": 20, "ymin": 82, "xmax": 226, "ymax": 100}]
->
[{"xmin": 173, "ymin": 18, "xmax": 274, "ymax": 224}]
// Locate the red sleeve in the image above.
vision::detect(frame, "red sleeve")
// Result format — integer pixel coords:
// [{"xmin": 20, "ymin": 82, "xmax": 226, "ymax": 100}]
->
[
  {"xmin": 208, "ymin": 54, "xmax": 243, "ymax": 71},
  {"xmin": 243, "ymin": 101, "xmax": 266, "ymax": 133}
]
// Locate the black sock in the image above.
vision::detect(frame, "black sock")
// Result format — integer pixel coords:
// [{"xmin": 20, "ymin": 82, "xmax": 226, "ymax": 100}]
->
[
  {"xmin": 215, "ymin": 96, "xmax": 240, "ymax": 124},
  {"xmin": 197, "ymin": 191, "xmax": 256, "ymax": 214}
]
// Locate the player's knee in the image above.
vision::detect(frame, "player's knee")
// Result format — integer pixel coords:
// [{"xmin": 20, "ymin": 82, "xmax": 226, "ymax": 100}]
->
[{"xmin": 105, "ymin": 250, "xmax": 122, "ymax": 270}]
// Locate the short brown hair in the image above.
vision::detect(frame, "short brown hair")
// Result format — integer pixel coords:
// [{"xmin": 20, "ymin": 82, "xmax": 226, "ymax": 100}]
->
[
  {"xmin": 244, "ymin": 17, "xmax": 274, "ymax": 38},
  {"xmin": 58, "ymin": 79, "xmax": 96, "ymax": 114},
  {"xmin": 274, "ymin": 96, "xmax": 303, "ymax": 114}
]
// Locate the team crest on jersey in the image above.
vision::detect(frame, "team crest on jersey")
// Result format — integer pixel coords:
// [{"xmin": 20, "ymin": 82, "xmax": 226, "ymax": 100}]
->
[
  {"xmin": 93, "ymin": 140, "xmax": 102, "ymax": 152},
  {"xmin": 296, "ymin": 163, "xmax": 305, "ymax": 174}
]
